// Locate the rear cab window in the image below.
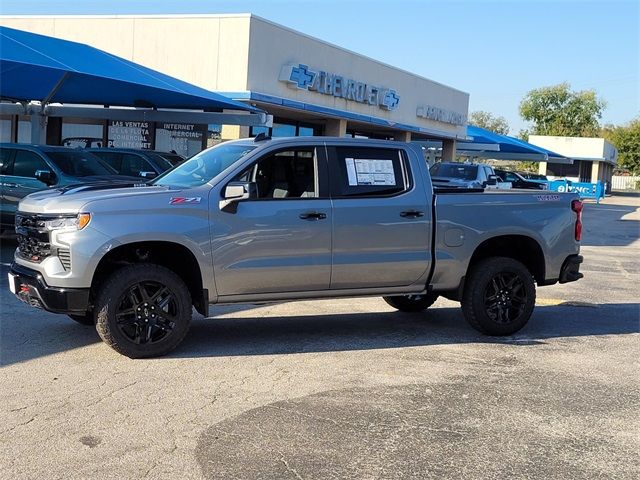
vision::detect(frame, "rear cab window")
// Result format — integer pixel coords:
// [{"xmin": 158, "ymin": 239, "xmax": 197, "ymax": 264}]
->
[{"xmin": 328, "ymin": 146, "xmax": 410, "ymax": 197}]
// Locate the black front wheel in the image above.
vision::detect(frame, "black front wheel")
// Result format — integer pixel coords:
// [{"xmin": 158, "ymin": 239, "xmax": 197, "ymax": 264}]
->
[
  {"xmin": 94, "ymin": 264, "xmax": 192, "ymax": 358},
  {"xmin": 461, "ymin": 257, "xmax": 536, "ymax": 335},
  {"xmin": 383, "ymin": 293, "xmax": 439, "ymax": 312}
]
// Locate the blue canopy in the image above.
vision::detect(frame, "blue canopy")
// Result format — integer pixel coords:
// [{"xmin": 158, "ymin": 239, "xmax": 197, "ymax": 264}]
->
[
  {"xmin": 0, "ymin": 26, "xmax": 257, "ymax": 111},
  {"xmin": 458, "ymin": 126, "xmax": 572, "ymax": 163}
]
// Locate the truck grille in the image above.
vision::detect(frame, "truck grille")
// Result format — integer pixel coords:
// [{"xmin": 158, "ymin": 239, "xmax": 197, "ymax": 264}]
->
[
  {"xmin": 57, "ymin": 248, "xmax": 71, "ymax": 271},
  {"xmin": 16, "ymin": 213, "xmax": 51, "ymax": 263}
]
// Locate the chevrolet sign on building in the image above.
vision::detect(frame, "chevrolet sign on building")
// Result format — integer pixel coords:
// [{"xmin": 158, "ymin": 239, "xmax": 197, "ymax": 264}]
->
[
  {"xmin": 0, "ymin": 13, "xmax": 469, "ymax": 152},
  {"xmin": 280, "ymin": 63, "xmax": 401, "ymax": 111}
]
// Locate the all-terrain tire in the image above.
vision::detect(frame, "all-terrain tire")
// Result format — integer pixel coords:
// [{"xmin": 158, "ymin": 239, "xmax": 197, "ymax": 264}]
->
[
  {"xmin": 383, "ymin": 293, "xmax": 439, "ymax": 312},
  {"xmin": 94, "ymin": 264, "xmax": 192, "ymax": 358},
  {"xmin": 461, "ymin": 257, "xmax": 536, "ymax": 336}
]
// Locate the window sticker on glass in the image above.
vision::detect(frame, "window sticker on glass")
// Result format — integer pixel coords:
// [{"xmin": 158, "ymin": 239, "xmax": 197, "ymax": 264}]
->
[{"xmin": 345, "ymin": 158, "xmax": 396, "ymax": 186}]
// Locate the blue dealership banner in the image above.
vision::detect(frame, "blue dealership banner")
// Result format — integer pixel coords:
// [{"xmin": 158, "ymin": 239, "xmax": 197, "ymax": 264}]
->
[{"xmin": 544, "ymin": 180, "xmax": 605, "ymax": 203}]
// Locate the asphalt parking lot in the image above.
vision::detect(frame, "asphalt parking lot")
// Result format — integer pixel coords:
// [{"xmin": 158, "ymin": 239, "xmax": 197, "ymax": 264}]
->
[{"xmin": 1, "ymin": 195, "xmax": 638, "ymax": 480}]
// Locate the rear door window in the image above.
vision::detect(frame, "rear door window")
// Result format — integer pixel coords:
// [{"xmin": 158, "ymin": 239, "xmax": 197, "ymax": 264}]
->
[
  {"xmin": 328, "ymin": 146, "xmax": 410, "ymax": 197},
  {"xmin": 91, "ymin": 151, "xmax": 123, "ymax": 172},
  {"xmin": 120, "ymin": 154, "xmax": 153, "ymax": 177}
]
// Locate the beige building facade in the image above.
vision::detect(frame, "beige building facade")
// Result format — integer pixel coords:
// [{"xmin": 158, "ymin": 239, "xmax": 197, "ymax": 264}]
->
[
  {"xmin": 0, "ymin": 14, "xmax": 470, "ymax": 157},
  {"xmin": 529, "ymin": 135, "xmax": 618, "ymax": 190}
]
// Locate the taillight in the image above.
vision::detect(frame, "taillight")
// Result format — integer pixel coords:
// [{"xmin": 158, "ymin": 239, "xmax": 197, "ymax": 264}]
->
[{"xmin": 571, "ymin": 199, "xmax": 583, "ymax": 241}]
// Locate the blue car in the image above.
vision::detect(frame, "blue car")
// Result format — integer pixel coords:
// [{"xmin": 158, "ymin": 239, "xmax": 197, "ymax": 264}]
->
[
  {"xmin": 86, "ymin": 148, "xmax": 184, "ymax": 179},
  {"xmin": 0, "ymin": 143, "xmax": 137, "ymax": 228}
]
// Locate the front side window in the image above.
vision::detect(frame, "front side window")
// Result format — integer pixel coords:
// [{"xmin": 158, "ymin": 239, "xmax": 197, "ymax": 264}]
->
[
  {"xmin": 234, "ymin": 148, "xmax": 318, "ymax": 199},
  {"xmin": 153, "ymin": 142, "xmax": 256, "ymax": 189},
  {"xmin": 330, "ymin": 147, "xmax": 409, "ymax": 197},
  {"xmin": 11, "ymin": 150, "xmax": 49, "ymax": 178}
]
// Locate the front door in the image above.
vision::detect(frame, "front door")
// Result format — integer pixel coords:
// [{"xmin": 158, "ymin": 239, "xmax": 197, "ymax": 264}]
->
[
  {"xmin": 211, "ymin": 146, "xmax": 332, "ymax": 296},
  {"xmin": 327, "ymin": 145, "xmax": 431, "ymax": 289}
]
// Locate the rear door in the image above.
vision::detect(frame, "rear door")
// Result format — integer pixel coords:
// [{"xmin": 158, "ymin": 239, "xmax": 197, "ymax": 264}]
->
[{"xmin": 327, "ymin": 145, "xmax": 431, "ymax": 289}]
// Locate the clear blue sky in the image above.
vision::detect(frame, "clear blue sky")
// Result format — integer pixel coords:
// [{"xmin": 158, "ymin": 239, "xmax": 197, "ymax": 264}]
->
[{"xmin": 2, "ymin": 0, "xmax": 638, "ymax": 134}]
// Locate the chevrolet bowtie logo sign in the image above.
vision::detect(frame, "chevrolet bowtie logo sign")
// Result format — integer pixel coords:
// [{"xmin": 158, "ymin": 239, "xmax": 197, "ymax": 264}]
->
[{"xmin": 279, "ymin": 63, "xmax": 400, "ymax": 111}]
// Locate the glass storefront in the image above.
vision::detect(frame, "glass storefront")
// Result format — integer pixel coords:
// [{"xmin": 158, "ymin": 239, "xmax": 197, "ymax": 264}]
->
[{"xmin": 250, "ymin": 118, "xmax": 322, "ymax": 138}]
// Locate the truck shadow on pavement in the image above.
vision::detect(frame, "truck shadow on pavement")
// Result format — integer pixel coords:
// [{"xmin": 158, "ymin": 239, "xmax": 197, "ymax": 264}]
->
[
  {"xmin": 172, "ymin": 302, "xmax": 640, "ymax": 359},
  {"xmin": 1, "ymin": 302, "xmax": 638, "ymax": 365}
]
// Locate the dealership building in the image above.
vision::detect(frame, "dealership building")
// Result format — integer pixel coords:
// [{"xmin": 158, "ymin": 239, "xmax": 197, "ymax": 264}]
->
[{"xmin": 0, "ymin": 14, "xmax": 470, "ymax": 158}]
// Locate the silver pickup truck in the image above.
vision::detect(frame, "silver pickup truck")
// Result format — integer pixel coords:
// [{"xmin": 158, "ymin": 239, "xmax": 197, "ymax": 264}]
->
[{"xmin": 8, "ymin": 137, "xmax": 584, "ymax": 358}]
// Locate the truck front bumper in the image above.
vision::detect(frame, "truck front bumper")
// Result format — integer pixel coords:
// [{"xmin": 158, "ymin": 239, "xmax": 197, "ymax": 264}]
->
[
  {"xmin": 8, "ymin": 263, "xmax": 90, "ymax": 314},
  {"xmin": 559, "ymin": 254, "xmax": 584, "ymax": 283}
]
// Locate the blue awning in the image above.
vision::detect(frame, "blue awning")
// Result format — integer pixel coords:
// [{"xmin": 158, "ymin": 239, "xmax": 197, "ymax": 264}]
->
[
  {"xmin": 0, "ymin": 26, "xmax": 257, "ymax": 112},
  {"xmin": 458, "ymin": 126, "xmax": 572, "ymax": 164}
]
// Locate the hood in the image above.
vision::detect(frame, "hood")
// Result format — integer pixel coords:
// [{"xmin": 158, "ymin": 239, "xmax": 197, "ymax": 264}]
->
[{"xmin": 18, "ymin": 183, "xmax": 175, "ymax": 215}]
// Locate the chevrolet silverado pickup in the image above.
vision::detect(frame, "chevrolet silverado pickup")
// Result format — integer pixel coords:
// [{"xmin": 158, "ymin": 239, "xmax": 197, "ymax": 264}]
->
[{"xmin": 8, "ymin": 137, "xmax": 584, "ymax": 358}]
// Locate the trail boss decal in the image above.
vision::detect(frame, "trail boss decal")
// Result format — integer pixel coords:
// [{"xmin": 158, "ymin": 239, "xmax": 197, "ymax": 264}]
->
[
  {"xmin": 169, "ymin": 197, "xmax": 202, "ymax": 205},
  {"xmin": 535, "ymin": 195, "xmax": 560, "ymax": 202}
]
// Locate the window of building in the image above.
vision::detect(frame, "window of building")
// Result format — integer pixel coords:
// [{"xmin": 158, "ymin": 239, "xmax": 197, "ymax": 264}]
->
[
  {"xmin": 546, "ymin": 161, "xmax": 581, "ymax": 178},
  {"xmin": 329, "ymin": 147, "xmax": 409, "ymax": 197},
  {"xmin": 249, "ymin": 119, "xmax": 321, "ymax": 138}
]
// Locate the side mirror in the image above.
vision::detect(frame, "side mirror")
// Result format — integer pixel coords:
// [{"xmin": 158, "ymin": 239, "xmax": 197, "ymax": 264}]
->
[
  {"xmin": 486, "ymin": 175, "xmax": 499, "ymax": 186},
  {"xmin": 139, "ymin": 171, "xmax": 157, "ymax": 179},
  {"xmin": 35, "ymin": 169, "xmax": 55, "ymax": 186},
  {"xmin": 219, "ymin": 181, "xmax": 256, "ymax": 212}
]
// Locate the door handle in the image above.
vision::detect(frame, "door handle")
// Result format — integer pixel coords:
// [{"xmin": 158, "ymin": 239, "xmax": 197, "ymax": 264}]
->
[
  {"xmin": 2, "ymin": 182, "xmax": 19, "ymax": 188},
  {"xmin": 299, "ymin": 212, "xmax": 327, "ymax": 220},
  {"xmin": 400, "ymin": 210, "xmax": 425, "ymax": 218}
]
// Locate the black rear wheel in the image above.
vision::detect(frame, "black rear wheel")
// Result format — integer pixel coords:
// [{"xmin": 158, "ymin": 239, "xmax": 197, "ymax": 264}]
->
[
  {"xmin": 383, "ymin": 293, "xmax": 439, "ymax": 312},
  {"xmin": 95, "ymin": 264, "xmax": 192, "ymax": 358},
  {"xmin": 462, "ymin": 257, "xmax": 536, "ymax": 335}
]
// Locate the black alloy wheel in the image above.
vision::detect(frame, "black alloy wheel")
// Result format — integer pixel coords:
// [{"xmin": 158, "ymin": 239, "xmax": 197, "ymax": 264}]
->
[
  {"xmin": 114, "ymin": 281, "xmax": 179, "ymax": 345},
  {"xmin": 462, "ymin": 257, "xmax": 536, "ymax": 335},
  {"xmin": 383, "ymin": 293, "xmax": 439, "ymax": 312},
  {"xmin": 483, "ymin": 272, "xmax": 527, "ymax": 324},
  {"xmin": 95, "ymin": 264, "xmax": 192, "ymax": 358}
]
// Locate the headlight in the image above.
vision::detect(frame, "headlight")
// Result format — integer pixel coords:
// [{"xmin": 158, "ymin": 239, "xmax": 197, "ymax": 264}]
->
[{"xmin": 43, "ymin": 213, "xmax": 91, "ymax": 231}]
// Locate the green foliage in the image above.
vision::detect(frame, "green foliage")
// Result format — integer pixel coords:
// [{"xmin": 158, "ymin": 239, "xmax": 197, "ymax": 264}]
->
[
  {"xmin": 469, "ymin": 111, "xmax": 510, "ymax": 135},
  {"xmin": 602, "ymin": 118, "xmax": 640, "ymax": 175},
  {"xmin": 516, "ymin": 161, "xmax": 539, "ymax": 173},
  {"xmin": 519, "ymin": 82, "xmax": 606, "ymax": 137}
]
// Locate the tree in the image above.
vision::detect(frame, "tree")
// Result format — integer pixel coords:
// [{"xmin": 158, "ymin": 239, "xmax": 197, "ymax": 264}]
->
[
  {"xmin": 469, "ymin": 111, "xmax": 510, "ymax": 135},
  {"xmin": 601, "ymin": 118, "xmax": 640, "ymax": 174},
  {"xmin": 519, "ymin": 82, "xmax": 606, "ymax": 137}
]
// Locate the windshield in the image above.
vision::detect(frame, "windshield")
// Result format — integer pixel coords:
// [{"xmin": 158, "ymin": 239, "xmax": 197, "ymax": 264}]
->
[
  {"xmin": 157, "ymin": 153, "xmax": 185, "ymax": 166},
  {"xmin": 46, "ymin": 151, "xmax": 116, "ymax": 177},
  {"xmin": 430, "ymin": 163, "xmax": 478, "ymax": 181},
  {"xmin": 144, "ymin": 152, "xmax": 174, "ymax": 172},
  {"xmin": 153, "ymin": 143, "xmax": 256, "ymax": 188}
]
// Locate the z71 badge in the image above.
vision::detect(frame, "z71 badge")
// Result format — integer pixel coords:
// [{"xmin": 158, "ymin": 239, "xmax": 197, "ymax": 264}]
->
[{"xmin": 169, "ymin": 197, "xmax": 202, "ymax": 205}]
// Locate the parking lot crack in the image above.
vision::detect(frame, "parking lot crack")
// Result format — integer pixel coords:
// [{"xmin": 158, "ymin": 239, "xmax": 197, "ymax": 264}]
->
[{"xmin": 278, "ymin": 451, "xmax": 304, "ymax": 480}]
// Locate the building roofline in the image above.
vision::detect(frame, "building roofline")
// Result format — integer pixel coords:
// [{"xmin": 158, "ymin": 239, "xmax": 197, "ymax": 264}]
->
[{"xmin": 0, "ymin": 13, "xmax": 470, "ymax": 97}]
